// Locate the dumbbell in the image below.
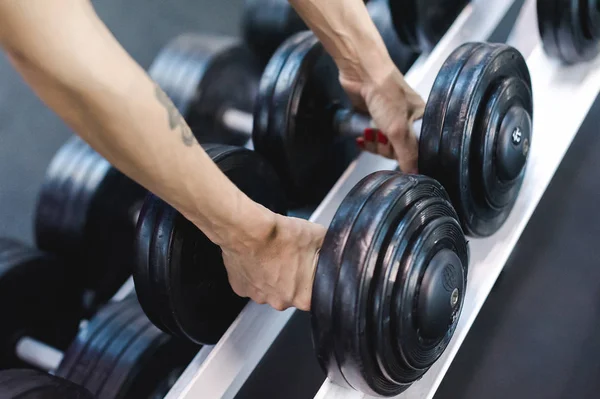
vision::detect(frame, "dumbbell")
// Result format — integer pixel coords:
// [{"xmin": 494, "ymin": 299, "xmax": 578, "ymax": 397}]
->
[
  {"xmin": 134, "ymin": 156, "xmax": 468, "ymax": 396},
  {"xmin": 0, "ymin": 369, "xmax": 93, "ymax": 399},
  {"xmin": 149, "ymin": 0, "xmax": 418, "ymax": 147},
  {"xmin": 242, "ymin": 0, "xmax": 312, "ymax": 65},
  {"xmin": 390, "ymin": 0, "xmax": 471, "ymax": 51},
  {"xmin": 35, "ymin": 136, "xmax": 147, "ymax": 313},
  {"xmin": 133, "ymin": 41, "xmax": 531, "ymax": 396},
  {"xmin": 242, "ymin": 0, "xmax": 469, "ymax": 63},
  {"xmin": 0, "ymin": 241, "xmax": 199, "ymax": 398},
  {"xmin": 254, "ymin": 32, "xmax": 534, "ymax": 234},
  {"xmin": 0, "ymin": 238, "xmax": 83, "ymax": 370},
  {"xmin": 537, "ymin": 0, "xmax": 600, "ymax": 63}
]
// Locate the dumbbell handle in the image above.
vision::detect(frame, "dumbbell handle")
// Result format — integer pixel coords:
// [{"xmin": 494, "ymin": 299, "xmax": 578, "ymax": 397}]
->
[
  {"xmin": 220, "ymin": 108, "xmax": 255, "ymax": 137},
  {"xmin": 220, "ymin": 106, "xmax": 422, "ymax": 142},
  {"xmin": 13, "ymin": 276, "xmax": 131, "ymax": 373},
  {"xmin": 16, "ymin": 337, "xmax": 63, "ymax": 372}
]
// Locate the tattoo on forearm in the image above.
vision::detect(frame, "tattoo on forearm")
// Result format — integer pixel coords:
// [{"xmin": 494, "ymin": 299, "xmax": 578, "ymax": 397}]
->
[{"xmin": 154, "ymin": 83, "xmax": 196, "ymax": 146}]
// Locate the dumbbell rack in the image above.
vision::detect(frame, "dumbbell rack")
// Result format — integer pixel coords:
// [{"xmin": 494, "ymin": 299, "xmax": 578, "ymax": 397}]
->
[
  {"xmin": 60, "ymin": 0, "xmax": 599, "ymax": 397},
  {"xmin": 165, "ymin": 0, "xmax": 526, "ymax": 397}
]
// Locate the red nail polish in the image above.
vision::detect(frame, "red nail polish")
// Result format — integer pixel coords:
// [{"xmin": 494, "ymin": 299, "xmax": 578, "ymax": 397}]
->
[
  {"xmin": 357, "ymin": 138, "xmax": 365, "ymax": 149},
  {"xmin": 364, "ymin": 128, "xmax": 376, "ymax": 142},
  {"xmin": 377, "ymin": 132, "xmax": 389, "ymax": 145}
]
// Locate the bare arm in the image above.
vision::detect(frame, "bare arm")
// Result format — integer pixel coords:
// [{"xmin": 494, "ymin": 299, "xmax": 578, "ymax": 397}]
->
[
  {"xmin": 0, "ymin": 0, "xmax": 275, "ymax": 248},
  {"xmin": 289, "ymin": 0, "xmax": 426, "ymax": 173},
  {"xmin": 288, "ymin": 0, "xmax": 395, "ymax": 91}
]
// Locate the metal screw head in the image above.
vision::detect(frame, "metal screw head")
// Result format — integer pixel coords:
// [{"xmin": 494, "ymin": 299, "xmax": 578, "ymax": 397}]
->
[
  {"xmin": 512, "ymin": 127, "xmax": 522, "ymax": 145},
  {"xmin": 451, "ymin": 288, "xmax": 459, "ymax": 307}
]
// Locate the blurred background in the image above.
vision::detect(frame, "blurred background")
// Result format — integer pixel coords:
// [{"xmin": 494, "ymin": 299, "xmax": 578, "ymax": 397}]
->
[{"xmin": 1, "ymin": 1, "xmax": 600, "ymax": 398}]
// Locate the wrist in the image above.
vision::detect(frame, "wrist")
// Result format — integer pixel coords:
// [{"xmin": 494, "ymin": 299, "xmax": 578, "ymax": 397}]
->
[
  {"xmin": 338, "ymin": 46, "xmax": 396, "ymax": 92},
  {"xmin": 208, "ymin": 193, "xmax": 278, "ymax": 253}
]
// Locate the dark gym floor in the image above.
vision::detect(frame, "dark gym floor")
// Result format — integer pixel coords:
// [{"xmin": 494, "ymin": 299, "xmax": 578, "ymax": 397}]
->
[{"xmin": 1, "ymin": 1, "xmax": 600, "ymax": 399}]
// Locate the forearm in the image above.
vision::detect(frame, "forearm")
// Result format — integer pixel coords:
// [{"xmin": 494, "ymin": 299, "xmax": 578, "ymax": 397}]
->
[
  {"xmin": 288, "ymin": 0, "xmax": 395, "ymax": 84},
  {"xmin": 0, "ymin": 0, "xmax": 272, "ymax": 247}
]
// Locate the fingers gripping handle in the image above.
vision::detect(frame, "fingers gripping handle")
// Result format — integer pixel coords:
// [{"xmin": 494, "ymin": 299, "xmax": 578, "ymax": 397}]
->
[{"xmin": 334, "ymin": 108, "xmax": 422, "ymax": 140}]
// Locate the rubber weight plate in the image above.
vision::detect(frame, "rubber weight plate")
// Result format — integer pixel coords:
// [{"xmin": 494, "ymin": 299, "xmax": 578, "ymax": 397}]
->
[
  {"xmin": 253, "ymin": 32, "xmax": 355, "ymax": 205},
  {"xmin": 390, "ymin": 0, "xmax": 470, "ymax": 52},
  {"xmin": 0, "ymin": 239, "xmax": 82, "ymax": 369},
  {"xmin": 150, "ymin": 34, "xmax": 261, "ymax": 146},
  {"xmin": 420, "ymin": 42, "xmax": 533, "ymax": 237},
  {"xmin": 35, "ymin": 136, "xmax": 147, "ymax": 311},
  {"xmin": 134, "ymin": 144, "xmax": 288, "ymax": 345},
  {"xmin": 0, "ymin": 369, "xmax": 94, "ymax": 399},
  {"xmin": 242, "ymin": 0, "xmax": 308, "ymax": 66},
  {"xmin": 312, "ymin": 172, "xmax": 468, "ymax": 396},
  {"xmin": 56, "ymin": 298, "xmax": 198, "ymax": 399},
  {"xmin": 537, "ymin": 0, "xmax": 600, "ymax": 63}
]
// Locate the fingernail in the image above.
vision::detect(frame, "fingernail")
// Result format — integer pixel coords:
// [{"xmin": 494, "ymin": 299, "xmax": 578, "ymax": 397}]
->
[
  {"xmin": 356, "ymin": 137, "xmax": 365, "ymax": 149},
  {"xmin": 364, "ymin": 128, "xmax": 377, "ymax": 142},
  {"xmin": 377, "ymin": 132, "xmax": 389, "ymax": 145}
]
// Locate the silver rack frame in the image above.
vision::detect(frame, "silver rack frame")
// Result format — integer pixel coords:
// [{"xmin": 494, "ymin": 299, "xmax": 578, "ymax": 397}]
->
[
  {"xmin": 165, "ymin": 0, "xmax": 519, "ymax": 397},
  {"xmin": 314, "ymin": 2, "xmax": 600, "ymax": 399}
]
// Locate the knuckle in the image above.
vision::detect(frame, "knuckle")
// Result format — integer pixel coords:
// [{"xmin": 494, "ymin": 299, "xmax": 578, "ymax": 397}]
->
[{"xmin": 270, "ymin": 299, "xmax": 288, "ymax": 311}]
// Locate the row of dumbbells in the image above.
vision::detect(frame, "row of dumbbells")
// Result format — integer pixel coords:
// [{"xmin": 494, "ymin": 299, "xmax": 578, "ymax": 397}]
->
[
  {"xmin": 3, "ymin": 0, "xmax": 599, "ymax": 397},
  {"xmin": 0, "ymin": 237, "xmax": 199, "ymax": 398}
]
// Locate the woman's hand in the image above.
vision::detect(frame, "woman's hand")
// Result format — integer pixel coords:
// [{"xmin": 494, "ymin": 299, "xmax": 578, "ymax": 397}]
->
[
  {"xmin": 220, "ymin": 205, "xmax": 326, "ymax": 311},
  {"xmin": 341, "ymin": 64, "xmax": 426, "ymax": 174}
]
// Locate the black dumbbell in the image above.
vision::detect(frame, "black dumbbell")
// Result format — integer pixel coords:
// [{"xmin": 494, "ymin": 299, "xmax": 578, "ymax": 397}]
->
[
  {"xmin": 390, "ymin": 0, "xmax": 471, "ymax": 52},
  {"xmin": 0, "ymin": 242, "xmax": 199, "ymax": 399},
  {"xmin": 134, "ymin": 144, "xmax": 288, "ymax": 345},
  {"xmin": 149, "ymin": 0, "xmax": 418, "ymax": 146},
  {"xmin": 0, "ymin": 238, "xmax": 82, "ymax": 370},
  {"xmin": 242, "ymin": 0, "xmax": 311, "ymax": 66},
  {"xmin": 256, "ymin": 33, "xmax": 533, "ymax": 236},
  {"xmin": 35, "ymin": 136, "xmax": 148, "ymax": 313},
  {"xmin": 132, "ymin": 41, "xmax": 531, "ymax": 396},
  {"xmin": 134, "ymin": 166, "xmax": 468, "ymax": 396},
  {"xmin": 537, "ymin": 0, "xmax": 600, "ymax": 63},
  {"xmin": 242, "ymin": 0, "xmax": 469, "ymax": 63},
  {"xmin": 0, "ymin": 369, "xmax": 93, "ymax": 399}
]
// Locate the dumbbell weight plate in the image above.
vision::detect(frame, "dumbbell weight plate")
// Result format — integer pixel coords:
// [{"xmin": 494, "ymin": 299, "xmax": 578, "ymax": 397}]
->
[
  {"xmin": 420, "ymin": 42, "xmax": 533, "ymax": 237},
  {"xmin": 0, "ymin": 369, "xmax": 94, "ymax": 398},
  {"xmin": 242, "ymin": 0, "xmax": 308, "ymax": 66},
  {"xmin": 253, "ymin": 32, "xmax": 355, "ymax": 205},
  {"xmin": 35, "ymin": 136, "xmax": 147, "ymax": 311},
  {"xmin": 0, "ymin": 239, "xmax": 82, "ymax": 369},
  {"xmin": 150, "ymin": 35, "xmax": 261, "ymax": 146},
  {"xmin": 134, "ymin": 144, "xmax": 288, "ymax": 345},
  {"xmin": 389, "ymin": 0, "xmax": 470, "ymax": 52},
  {"xmin": 56, "ymin": 298, "xmax": 198, "ymax": 399},
  {"xmin": 312, "ymin": 172, "xmax": 468, "ymax": 396},
  {"xmin": 537, "ymin": 0, "xmax": 600, "ymax": 64}
]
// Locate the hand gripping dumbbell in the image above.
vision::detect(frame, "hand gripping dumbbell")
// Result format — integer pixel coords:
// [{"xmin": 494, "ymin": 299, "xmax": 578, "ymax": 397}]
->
[
  {"xmin": 0, "ymin": 369, "xmax": 93, "ymax": 399},
  {"xmin": 149, "ymin": 0, "xmax": 418, "ymax": 148},
  {"xmin": 134, "ymin": 144, "xmax": 288, "ymax": 345},
  {"xmin": 0, "ymin": 240, "xmax": 199, "ymax": 399},
  {"xmin": 133, "ymin": 41, "xmax": 532, "ymax": 396},
  {"xmin": 226, "ymin": 31, "xmax": 534, "ymax": 234},
  {"xmin": 537, "ymin": 0, "xmax": 600, "ymax": 63},
  {"xmin": 134, "ymin": 155, "xmax": 468, "ymax": 396},
  {"xmin": 35, "ymin": 136, "xmax": 147, "ymax": 313}
]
